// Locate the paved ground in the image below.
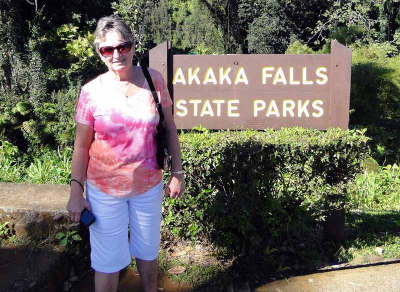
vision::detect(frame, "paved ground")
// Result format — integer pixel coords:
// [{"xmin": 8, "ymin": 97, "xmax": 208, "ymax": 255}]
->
[{"xmin": 255, "ymin": 262, "xmax": 400, "ymax": 292}]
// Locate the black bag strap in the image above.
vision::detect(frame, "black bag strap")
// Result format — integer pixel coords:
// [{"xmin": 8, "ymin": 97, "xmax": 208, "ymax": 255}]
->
[{"xmin": 142, "ymin": 66, "xmax": 164, "ymax": 124}]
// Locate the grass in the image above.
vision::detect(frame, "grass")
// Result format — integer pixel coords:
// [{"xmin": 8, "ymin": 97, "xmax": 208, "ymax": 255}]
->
[
  {"xmin": 341, "ymin": 210, "xmax": 400, "ymax": 262},
  {"xmin": 0, "ymin": 141, "xmax": 72, "ymax": 184},
  {"xmin": 348, "ymin": 163, "xmax": 400, "ymax": 212}
]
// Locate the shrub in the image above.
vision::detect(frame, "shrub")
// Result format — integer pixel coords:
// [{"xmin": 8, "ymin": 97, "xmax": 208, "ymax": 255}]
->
[{"xmin": 162, "ymin": 128, "xmax": 369, "ymax": 255}]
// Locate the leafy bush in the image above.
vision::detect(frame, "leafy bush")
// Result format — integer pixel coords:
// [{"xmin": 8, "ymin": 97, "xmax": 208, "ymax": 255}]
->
[
  {"xmin": 162, "ymin": 128, "xmax": 369, "ymax": 255},
  {"xmin": 0, "ymin": 221, "xmax": 14, "ymax": 244},
  {"xmin": 285, "ymin": 40, "xmax": 330, "ymax": 55}
]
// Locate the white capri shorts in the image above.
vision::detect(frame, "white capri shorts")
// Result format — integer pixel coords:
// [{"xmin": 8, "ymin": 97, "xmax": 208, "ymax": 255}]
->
[{"xmin": 86, "ymin": 180, "xmax": 163, "ymax": 273}]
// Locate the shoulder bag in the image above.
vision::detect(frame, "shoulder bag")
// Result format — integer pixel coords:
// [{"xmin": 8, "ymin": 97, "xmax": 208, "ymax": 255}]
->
[{"xmin": 141, "ymin": 66, "xmax": 171, "ymax": 171}]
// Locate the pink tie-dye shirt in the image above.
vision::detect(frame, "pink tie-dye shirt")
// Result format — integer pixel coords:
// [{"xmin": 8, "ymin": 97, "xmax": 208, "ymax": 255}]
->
[{"xmin": 75, "ymin": 68, "xmax": 173, "ymax": 197}]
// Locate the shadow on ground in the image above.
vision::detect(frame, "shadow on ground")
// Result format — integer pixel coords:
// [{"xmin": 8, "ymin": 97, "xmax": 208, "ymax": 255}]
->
[
  {"xmin": 0, "ymin": 244, "xmax": 70, "ymax": 292},
  {"xmin": 187, "ymin": 210, "xmax": 400, "ymax": 292}
]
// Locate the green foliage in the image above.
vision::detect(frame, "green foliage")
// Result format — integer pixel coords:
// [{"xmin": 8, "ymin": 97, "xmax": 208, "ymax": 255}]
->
[
  {"xmin": 54, "ymin": 23, "xmax": 104, "ymax": 85},
  {"xmin": 56, "ymin": 227, "xmax": 88, "ymax": 258},
  {"xmin": 28, "ymin": 11, "xmax": 48, "ymax": 110},
  {"xmin": 146, "ymin": 0, "xmax": 172, "ymax": 47},
  {"xmin": 47, "ymin": 85, "xmax": 81, "ymax": 147},
  {"xmin": 199, "ymin": 0, "xmax": 333, "ymax": 53},
  {"xmin": 112, "ymin": 0, "xmax": 224, "ymax": 60},
  {"xmin": 168, "ymin": 0, "xmax": 224, "ymax": 54},
  {"xmin": 312, "ymin": 1, "xmax": 380, "ymax": 46},
  {"xmin": 280, "ymin": 40, "xmax": 400, "ymax": 165},
  {"xmin": 162, "ymin": 128, "xmax": 369, "ymax": 255},
  {"xmin": 285, "ymin": 40, "xmax": 331, "ymax": 55},
  {"xmin": 350, "ymin": 42, "xmax": 400, "ymax": 163},
  {"xmin": 57, "ymin": 24, "xmax": 97, "ymax": 62},
  {"xmin": 311, "ymin": 0, "xmax": 400, "ymax": 50},
  {"xmin": 285, "ymin": 41, "xmax": 316, "ymax": 55},
  {"xmin": 343, "ymin": 210, "xmax": 400, "ymax": 263},
  {"xmin": 1, "ymin": 82, "xmax": 79, "ymax": 153},
  {"xmin": 0, "ymin": 140, "xmax": 23, "ymax": 182},
  {"xmin": 0, "ymin": 221, "xmax": 13, "ymax": 244},
  {"xmin": 247, "ymin": 8, "xmax": 291, "ymax": 54},
  {"xmin": 25, "ymin": 148, "xmax": 72, "ymax": 184},
  {"xmin": 112, "ymin": 0, "xmax": 157, "ymax": 63},
  {"xmin": 197, "ymin": 0, "xmax": 248, "ymax": 53},
  {"xmin": 56, "ymin": 230, "xmax": 82, "ymax": 249},
  {"xmin": 157, "ymin": 249, "xmax": 222, "ymax": 287},
  {"xmin": 0, "ymin": 1, "xmax": 106, "ymax": 153},
  {"xmin": 330, "ymin": 26, "xmax": 366, "ymax": 46},
  {"xmin": 348, "ymin": 163, "xmax": 400, "ymax": 211},
  {"xmin": 0, "ymin": 141, "xmax": 72, "ymax": 184}
]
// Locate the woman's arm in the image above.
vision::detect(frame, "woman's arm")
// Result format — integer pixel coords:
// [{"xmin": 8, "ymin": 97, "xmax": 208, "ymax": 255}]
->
[
  {"xmin": 66, "ymin": 122, "xmax": 94, "ymax": 222},
  {"xmin": 163, "ymin": 106, "xmax": 185, "ymax": 199}
]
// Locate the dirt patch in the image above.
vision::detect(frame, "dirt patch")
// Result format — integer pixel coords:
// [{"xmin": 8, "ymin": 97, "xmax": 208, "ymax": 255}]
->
[{"xmin": 76, "ymin": 269, "xmax": 192, "ymax": 292}]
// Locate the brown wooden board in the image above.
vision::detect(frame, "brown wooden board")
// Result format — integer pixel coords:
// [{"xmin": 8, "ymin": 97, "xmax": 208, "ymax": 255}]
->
[{"xmin": 149, "ymin": 40, "xmax": 351, "ymax": 130}]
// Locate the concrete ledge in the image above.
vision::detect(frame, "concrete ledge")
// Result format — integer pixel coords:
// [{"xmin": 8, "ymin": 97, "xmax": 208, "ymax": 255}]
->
[
  {"xmin": 0, "ymin": 183, "xmax": 70, "ymax": 237},
  {"xmin": 0, "ymin": 183, "xmax": 69, "ymax": 213}
]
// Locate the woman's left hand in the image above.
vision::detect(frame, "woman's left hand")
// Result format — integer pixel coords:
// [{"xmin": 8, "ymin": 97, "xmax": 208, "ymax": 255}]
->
[{"xmin": 165, "ymin": 173, "xmax": 185, "ymax": 199}]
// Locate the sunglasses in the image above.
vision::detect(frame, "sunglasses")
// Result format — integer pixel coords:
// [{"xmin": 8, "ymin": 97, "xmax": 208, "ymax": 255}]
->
[{"xmin": 99, "ymin": 41, "xmax": 133, "ymax": 57}]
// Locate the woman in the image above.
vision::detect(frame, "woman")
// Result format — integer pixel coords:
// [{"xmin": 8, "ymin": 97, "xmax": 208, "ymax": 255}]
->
[{"xmin": 66, "ymin": 15, "xmax": 185, "ymax": 292}]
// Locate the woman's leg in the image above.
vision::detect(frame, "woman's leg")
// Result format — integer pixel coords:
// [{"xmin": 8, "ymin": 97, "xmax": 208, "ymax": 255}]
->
[
  {"xmin": 128, "ymin": 181, "xmax": 163, "ymax": 292},
  {"xmin": 86, "ymin": 182, "xmax": 131, "ymax": 292},
  {"xmin": 94, "ymin": 271, "xmax": 119, "ymax": 292},
  {"xmin": 136, "ymin": 258, "xmax": 158, "ymax": 292}
]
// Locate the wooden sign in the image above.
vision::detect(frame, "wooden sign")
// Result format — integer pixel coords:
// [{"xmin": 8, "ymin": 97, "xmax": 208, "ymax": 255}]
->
[{"xmin": 150, "ymin": 40, "xmax": 351, "ymax": 130}]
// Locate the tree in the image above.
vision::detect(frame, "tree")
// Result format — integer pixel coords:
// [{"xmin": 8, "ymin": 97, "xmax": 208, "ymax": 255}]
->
[
  {"xmin": 247, "ymin": 2, "xmax": 292, "ymax": 54},
  {"xmin": 200, "ymin": 0, "xmax": 334, "ymax": 54},
  {"xmin": 197, "ymin": 0, "xmax": 248, "ymax": 53},
  {"xmin": 284, "ymin": 0, "xmax": 334, "ymax": 49},
  {"xmin": 167, "ymin": 0, "xmax": 224, "ymax": 53},
  {"xmin": 146, "ymin": 0, "xmax": 171, "ymax": 48},
  {"xmin": 379, "ymin": 0, "xmax": 400, "ymax": 42},
  {"xmin": 310, "ymin": 0, "xmax": 400, "ymax": 46}
]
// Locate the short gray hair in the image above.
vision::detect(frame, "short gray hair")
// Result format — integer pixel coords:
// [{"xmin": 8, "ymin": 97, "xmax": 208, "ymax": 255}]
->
[{"xmin": 93, "ymin": 15, "xmax": 135, "ymax": 56}]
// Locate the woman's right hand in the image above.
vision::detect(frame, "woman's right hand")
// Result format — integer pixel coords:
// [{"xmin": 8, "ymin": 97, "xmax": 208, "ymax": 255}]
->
[{"xmin": 66, "ymin": 195, "xmax": 91, "ymax": 222}]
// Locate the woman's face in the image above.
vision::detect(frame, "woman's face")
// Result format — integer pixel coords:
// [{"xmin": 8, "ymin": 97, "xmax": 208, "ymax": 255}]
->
[{"xmin": 98, "ymin": 31, "xmax": 134, "ymax": 74}]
